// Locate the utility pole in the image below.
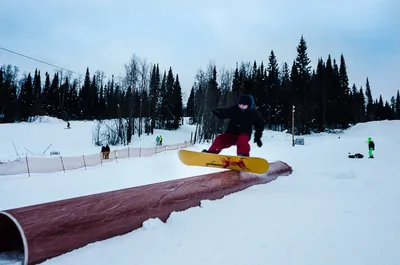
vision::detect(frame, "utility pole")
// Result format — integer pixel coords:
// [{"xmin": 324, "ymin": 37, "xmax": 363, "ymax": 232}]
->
[{"xmin": 292, "ymin": 105, "xmax": 295, "ymax": 147}]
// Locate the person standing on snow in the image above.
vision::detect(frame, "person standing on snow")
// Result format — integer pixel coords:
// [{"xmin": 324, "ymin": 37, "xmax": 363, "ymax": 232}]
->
[
  {"xmin": 202, "ymin": 93, "xmax": 264, "ymax": 157},
  {"xmin": 368, "ymin": 137, "xmax": 375, "ymax": 158}
]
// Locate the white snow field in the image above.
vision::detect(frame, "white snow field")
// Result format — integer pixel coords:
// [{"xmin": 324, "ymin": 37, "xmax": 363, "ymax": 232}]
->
[{"xmin": 1, "ymin": 117, "xmax": 399, "ymax": 265}]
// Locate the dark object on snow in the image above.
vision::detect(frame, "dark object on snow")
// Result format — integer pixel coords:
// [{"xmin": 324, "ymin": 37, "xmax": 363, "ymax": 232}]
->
[
  {"xmin": 348, "ymin": 153, "xmax": 364, "ymax": 159},
  {"xmin": 294, "ymin": 138, "xmax": 304, "ymax": 145}
]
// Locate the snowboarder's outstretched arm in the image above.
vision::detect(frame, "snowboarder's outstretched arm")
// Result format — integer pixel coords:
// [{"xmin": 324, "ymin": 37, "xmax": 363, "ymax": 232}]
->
[
  {"xmin": 211, "ymin": 106, "xmax": 235, "ymax": 119},
  {"xmin": 253, "ymin": 109, "xmax": 264, "ymax": 147}
]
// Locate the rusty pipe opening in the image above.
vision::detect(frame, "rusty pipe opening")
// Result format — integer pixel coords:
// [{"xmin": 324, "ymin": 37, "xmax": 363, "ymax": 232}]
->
[{"xmin": 0, "ymin": 212, "xmax": 27, "ymax": 265}]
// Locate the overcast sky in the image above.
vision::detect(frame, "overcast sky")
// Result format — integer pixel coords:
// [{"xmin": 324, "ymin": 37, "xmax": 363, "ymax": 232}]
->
[{"xmin": 1, "ymin": 0, "xmax": 399, "ymax": 103}]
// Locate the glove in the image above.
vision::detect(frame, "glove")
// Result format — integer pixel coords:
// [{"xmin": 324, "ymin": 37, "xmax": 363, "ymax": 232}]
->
[
  {"xmin": 254, "ymin": 138, "xmax": 262, "ymax": 147},
  {"xmin": 254, "ymin": 132, "xmax": 262, "ymax": 147}
]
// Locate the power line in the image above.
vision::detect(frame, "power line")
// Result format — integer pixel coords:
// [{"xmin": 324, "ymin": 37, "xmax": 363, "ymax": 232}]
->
[{"xmin": 0, "ymin": 46, "xmax": 83, "ymax": 76}]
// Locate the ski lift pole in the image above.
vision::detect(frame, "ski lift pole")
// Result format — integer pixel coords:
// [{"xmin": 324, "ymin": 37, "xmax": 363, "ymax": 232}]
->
[{"xmin": 292, "ymin": 105, "xmax": 295, "ymax": 147}]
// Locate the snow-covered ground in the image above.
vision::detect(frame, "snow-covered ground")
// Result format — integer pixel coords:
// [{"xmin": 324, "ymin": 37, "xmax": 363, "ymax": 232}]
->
[
  {"xmin": 1, "ymin": 117, "xmax": 399, "ymax": 265},
  {"xmin": 0, "ymin": 116, "xmax": 195, "ymax": 161}
]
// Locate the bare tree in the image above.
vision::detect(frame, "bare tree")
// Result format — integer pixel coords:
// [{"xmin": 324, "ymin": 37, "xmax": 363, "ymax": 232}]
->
[
  {"xmin": 95, "ymin": 70, "xmax": 106, "ymax": 88},
  {"xmin": 137, "ymin": 57, "xmax": 150, "ymax": 137},
  {"xmin": 124, "ymin": 54, "xmax": 140, "ymax": 143},
  {"xmin": 193, "ymin": 68, "xmax": 207, "ymax": 143},
  {"xmin": 92, "ymin": 117, "xmax": 127, "ymax": 146},
  {"xmin": 218, "ymin": 66, "xmax": 234, "ymax": 107}
]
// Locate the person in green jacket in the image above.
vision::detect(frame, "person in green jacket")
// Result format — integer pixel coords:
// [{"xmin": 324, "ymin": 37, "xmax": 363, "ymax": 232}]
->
[{"xmin": 368, "ymin": 137, "xmax": 375, "ymax": 158}]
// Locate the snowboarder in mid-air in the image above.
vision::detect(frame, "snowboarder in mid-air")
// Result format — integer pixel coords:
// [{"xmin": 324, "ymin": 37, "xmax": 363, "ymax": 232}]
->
[{"xmin": 202, "ymin": 93, "xmax": 264, "ymax": 157}]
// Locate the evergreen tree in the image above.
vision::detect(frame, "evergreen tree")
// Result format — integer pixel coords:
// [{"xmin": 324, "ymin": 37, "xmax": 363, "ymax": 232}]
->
[
  {"xmin": 294, "ymin": 35, "xmax": 312, "ymax": 133},
  {"xmin": 358, "ymin": 87, "xmax": 366, "ymax": 121},
  {"xmin": 41, "ymin": 72, "xmax": 51, "ymax": 115},
  {"xmin": 18, "ymin": 73, "xmax": 34, "ymax": 120},
  {"xmin": 266, "ymin": 50, "xmax": 281, "ymax": 129},
  {"xmin": 338, "ymin": 54, "xmax": 350, "ymax": 128},
  {"xmin": 365, "ymin": 77, "xmax": 374, "ymax": 120},
  {"xmin": 229, "ymin": 66, "xmax": 241, "ymax": 106},
  {"xmin": 331, "ymin": 59, "xmax": 341, "ymax": 125},
  {"xmin": 376, "ymin": 95, "xmax": 384, "ymax": 120},
  {"xmin": 149, "ymin": 64, "xmax": 159, "ymax": 133},
  {"xmin": 396, "ymin": 90, "xmax": 400, "ymax": 119},
  {"xmin": 172, "ymin": 74, "xmax": 183, "ymax": 129},
  {"xmin": 80, "ymin": 68, "xmax": 91, "ymax": 119},
  {"xmin": 186, "ymin": 86, "xmax": 195, "ymax": 122},
  {"xmin": 48, "ymin": 72, "xmax": 60, "ymax": 117},
  {"xmin": 90, "ymin": 74, "xmax": 99, "ymax": 118},
  {"xmin": 159, "ymin": 71, "xmax": 168, "ymax": 128},
  {"xmin": 66, "ymin": 79, "xmax": 80, "ymax": 120},
  {"xmin": 312, "ymin": 58, "xmax": 326, "ymax": 131},
  {"xmin": 32, "ymin": 69, "xmax": 42, "ymax": 116},
  {"xmin": 165, "ymin": 68, "xmax": 175, "ymax": 129},
  {"xmin": 203, "ymin": 66, "xmax": 220, "ymax": 139},
  {"xmin": 280, "ymin": 62, "xmax": 292, "ymax": 130}
]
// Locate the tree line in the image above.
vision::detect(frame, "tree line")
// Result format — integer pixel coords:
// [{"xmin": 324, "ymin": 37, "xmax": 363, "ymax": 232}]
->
[
  {"xmin": 187, "ymin": 36, "xmax": 400, "ymax": 141},
  {"xmin": 1, "ymin": 35, "xmax": 399, "ymax": 144},
  {"xmin": 0, "ymin": 55, "xmax": 183, "ymax": 144}
]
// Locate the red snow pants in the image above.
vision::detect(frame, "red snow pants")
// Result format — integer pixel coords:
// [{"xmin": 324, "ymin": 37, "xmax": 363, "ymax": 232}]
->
[{"xmin": 208, "ymin": 133, "xmax": 250, "ymax": 156}]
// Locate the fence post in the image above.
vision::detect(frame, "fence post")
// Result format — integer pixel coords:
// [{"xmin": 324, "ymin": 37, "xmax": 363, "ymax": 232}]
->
[
  {"xmin": 139, "ymin": 147, "xmax": 141, "ymax": 157},
  {"xmin": 82, "ymin": 155, "xmax": 87, "ymax": 170},
  {"xmin": 115, "ymin": 150, "xmax": 118, "ymax": 163},
  {"xmin": 128, "ymin": 147, "xmax": 130, "ymax": 158},
  {"xmin": 25, "ymin": 156, "xmax": 30, "ymax": 177},
  {"xmin": 60, "ymin": 156, "xmax": 65, "ymax": 173}
]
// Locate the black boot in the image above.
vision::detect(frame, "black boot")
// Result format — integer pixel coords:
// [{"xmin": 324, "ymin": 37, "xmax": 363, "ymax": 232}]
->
[
  {"xmin": 203, "ymin": 149, "xmax": 219, "ymax": 154},
  {"xmin": 202, "ymin": 149, "xmax": 216, "ymax": 153}
]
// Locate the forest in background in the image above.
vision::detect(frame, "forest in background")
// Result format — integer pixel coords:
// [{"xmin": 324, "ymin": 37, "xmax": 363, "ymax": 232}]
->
[{"xmin": 1, "ymin": 36, "xmax": 399, "ymax": 144}]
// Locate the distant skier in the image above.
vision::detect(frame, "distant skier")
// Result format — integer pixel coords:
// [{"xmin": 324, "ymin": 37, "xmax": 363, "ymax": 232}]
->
[
  {"xmin": 368, "ymin": 137, "xmax": 375, "ymax": 158},
  {"xmin": 202, "ymin": 93, "xmax": 264, "ymax": 157}
]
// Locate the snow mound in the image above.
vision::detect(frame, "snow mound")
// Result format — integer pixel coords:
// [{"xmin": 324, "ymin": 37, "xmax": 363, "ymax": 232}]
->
[
  {"xmin": 343, "ymin": 120, "xmax": 400, "ymax": 138},
  {"xmin": 29, "ymin": 116, "xmax": 66, "ymax": 124}
]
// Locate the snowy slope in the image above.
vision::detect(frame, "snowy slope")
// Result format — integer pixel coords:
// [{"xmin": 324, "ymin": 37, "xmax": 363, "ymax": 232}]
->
[{"xmin": 1, "ymin": 118, "xmax": 400, "ymax": 265}]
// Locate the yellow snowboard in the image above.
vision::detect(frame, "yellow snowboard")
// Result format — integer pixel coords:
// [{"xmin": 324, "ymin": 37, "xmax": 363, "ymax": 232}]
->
[{"xmin": 178, "ymin": 149, "xmax": 269, "ymax": 174}]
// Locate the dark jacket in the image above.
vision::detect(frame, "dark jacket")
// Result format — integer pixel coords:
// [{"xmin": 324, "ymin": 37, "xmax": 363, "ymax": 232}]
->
[
  {"xmin": 213, "ymin": 104, "xmax": 264, "ymax": 140},
  {"xmin": 368, "ymin": 141, "xmax": 375, "ymax": 150}
]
